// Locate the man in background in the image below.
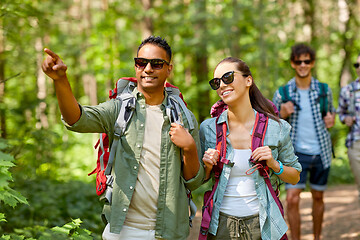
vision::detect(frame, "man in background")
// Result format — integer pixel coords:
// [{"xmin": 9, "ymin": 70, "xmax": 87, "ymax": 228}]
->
[
  {"xmin": 338, "ymin": 53, "xmax": 360, "ymax": 202},
  {"xmin": 273, "ymin": 43, "xmax": 335, "ymax": 240}
]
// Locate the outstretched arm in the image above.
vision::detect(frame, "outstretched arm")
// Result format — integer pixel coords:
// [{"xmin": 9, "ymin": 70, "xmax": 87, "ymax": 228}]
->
[{"xmin": 42, "ymin": 48, "xmax": 80, "ymax": 125}]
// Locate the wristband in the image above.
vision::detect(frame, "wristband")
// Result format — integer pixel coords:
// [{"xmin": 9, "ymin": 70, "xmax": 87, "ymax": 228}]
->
[{"xmin": 274, "ymin": 160, "xmax": 284, "ymax": 175}]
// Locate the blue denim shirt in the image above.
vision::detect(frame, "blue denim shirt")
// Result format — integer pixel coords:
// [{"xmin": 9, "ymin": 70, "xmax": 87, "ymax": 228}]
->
[{"xmin": 199, "ymin": 110, "xmax": 301, "ymax": 240}]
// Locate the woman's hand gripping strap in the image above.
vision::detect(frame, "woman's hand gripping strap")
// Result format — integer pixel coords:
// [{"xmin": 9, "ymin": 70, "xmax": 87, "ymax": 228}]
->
[{"xmin": 246, "ymin": 112, "xmax": 270, "ymax": 178}]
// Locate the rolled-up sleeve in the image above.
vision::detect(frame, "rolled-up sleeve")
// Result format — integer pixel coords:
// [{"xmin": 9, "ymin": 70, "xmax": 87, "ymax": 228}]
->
[
  {"xmin": 62, "ymin": 100, "xmax": 119, "ymax": 134},
  {"xmin": 337, "ymin": 86, "xmax": 351, "ymax": 122},
  {"xmin": 278, "ymin": 120, "xmax": 302, "ymax": 172},
  {"xmin": 183, "ymin": 113, "xmax": 205, "ymax": 191}
]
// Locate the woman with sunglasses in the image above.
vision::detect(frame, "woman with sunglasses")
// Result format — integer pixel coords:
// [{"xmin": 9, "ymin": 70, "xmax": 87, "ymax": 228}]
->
[{"xmin": 199, "ymin": 57, "xmax": 301, "ymax": 240}]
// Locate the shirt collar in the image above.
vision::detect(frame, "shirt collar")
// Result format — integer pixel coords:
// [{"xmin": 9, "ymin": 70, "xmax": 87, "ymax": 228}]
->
[
  {"xmin": 289, "ymin": 76, "xmax": 318, "ymax": 91},
  {"xmin": 133, "ymin": 87, "xmax": 168, "ymax": 107}
]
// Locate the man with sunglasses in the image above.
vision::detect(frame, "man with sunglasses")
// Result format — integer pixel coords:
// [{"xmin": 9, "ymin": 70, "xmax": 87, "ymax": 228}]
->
[
  {"xmin": 42, "ymin": 36, "xmax": 204, "ymax": 240},
  {"xmin": 272, "ymin": 43, "xmax": 335, "ymax": 240},
  {"xmin": 338, "ymin": 53, "xmax": 360, "ymax": 203}
]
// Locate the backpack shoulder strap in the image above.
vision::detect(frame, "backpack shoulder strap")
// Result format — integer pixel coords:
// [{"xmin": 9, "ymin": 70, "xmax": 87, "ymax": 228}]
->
[
  {"xmin": 165, "ymin": 87, "xmax": 195, "ymax": 130},
  {"xmin": 318, "ymin": 82, "xmax": 328, "ymax": 116},
  {"xmin": 199, "ymin": 118, "xmax": 228, "ymax": 240},
  {"xmin": 164, "ymin": 86, "xmax": 197, "ymax": 227},
  {"xmin": 249, "ymin": 112, "xmax": 287, "ymax": 222},
  {"xmin": 279, "ymin": 85, "xmax": 291, "ymax": 103},
  {"xmin": 251, "ymin": 112, "xmax": 268, "ymax": 150},
  {"xmin": 104, "ymin": 80, "xmax": 137, "ymax": 176},
  {"xmin": 248, "ymin": 112, "xmax": 270, "ymax": 176}
]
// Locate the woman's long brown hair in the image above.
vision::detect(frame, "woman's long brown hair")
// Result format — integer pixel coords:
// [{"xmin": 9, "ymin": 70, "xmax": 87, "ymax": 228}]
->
[{"xmin": 216, "ymin": 57, "xmax": 280, "ymax": 122}]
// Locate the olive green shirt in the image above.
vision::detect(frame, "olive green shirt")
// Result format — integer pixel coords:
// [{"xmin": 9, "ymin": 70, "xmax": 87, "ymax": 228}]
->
[{"xmin": 63, "ymin": 89, "xmax": 204, "ymax": 240}]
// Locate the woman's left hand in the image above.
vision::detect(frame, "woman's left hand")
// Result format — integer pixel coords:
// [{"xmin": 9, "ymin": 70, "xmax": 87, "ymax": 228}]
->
[
  {"xmin": 252, "ymin": 146, "xmax": 300, "ymax": 184},
  {"xmin": 251, "ymin": 146, "xmax": 278, "ymax": 170}
]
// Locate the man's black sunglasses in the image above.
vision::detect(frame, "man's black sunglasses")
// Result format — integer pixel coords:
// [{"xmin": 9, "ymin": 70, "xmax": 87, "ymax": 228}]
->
[
  {"xmin": 293, "ymin": 59, "xmax": 312, "ymax": 65},
  {"xmin": 209, "ymin": 71, "xmax": 248, "ymax": 90},
  {"xmin": 134, "ymin": 57, "xmax": 170, "ymax": 70},
  {"xmin": 354, "ymin": 62, "xmax": 360, "ymax": 68}
]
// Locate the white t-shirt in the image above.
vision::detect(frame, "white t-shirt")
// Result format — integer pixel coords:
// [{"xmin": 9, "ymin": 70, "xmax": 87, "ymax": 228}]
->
[
  {"xmin": 220, "ymin": 149, "xmax": 259, "ymax": 217},
  {"xmin": 295, "ymin": 89, "xmax": 321, "ymax": 154},
  {"xmin": 123, "ymin": 104, "xmax": 164, "ymax": 230}
]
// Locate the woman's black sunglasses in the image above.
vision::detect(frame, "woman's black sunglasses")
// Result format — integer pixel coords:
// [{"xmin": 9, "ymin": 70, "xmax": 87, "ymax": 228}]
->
[
  {"xmin": 134, "ymin": 57, "xmax": 170, "ymax": 70},
  {"xmin": 354, "ymin": 62, "xmax": 360, "ymax": 69},
  {"xmin": 209, "ymin": 71, "xmax": 248, "ymax": 90}
]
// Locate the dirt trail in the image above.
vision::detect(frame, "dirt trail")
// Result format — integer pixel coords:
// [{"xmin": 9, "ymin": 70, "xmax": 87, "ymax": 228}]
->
[{"xmin": 188, "ymin": 184, "xmax": 360, "ymax": 240}]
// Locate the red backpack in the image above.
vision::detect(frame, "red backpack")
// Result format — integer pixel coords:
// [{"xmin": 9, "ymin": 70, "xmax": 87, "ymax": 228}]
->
[
  {"xmin": 199, "ymin": 100, "xmax": 287, "ymax": 240},
  {"xmin": 88, "ymin": 77, "xmax": 197, "ymax": 226}
]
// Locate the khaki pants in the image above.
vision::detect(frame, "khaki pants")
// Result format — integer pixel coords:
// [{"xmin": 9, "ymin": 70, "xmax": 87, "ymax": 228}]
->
[
  {"xmin": 348, "ymin": 140, "xmax": 360, "ymax": 198},
  {"xmin": 207, "ymin": 212, "xmax": 261, "ymax": 240},
  {"xmin": 102, "ymin": 224, "xmax": 162, "ymax": 240}
]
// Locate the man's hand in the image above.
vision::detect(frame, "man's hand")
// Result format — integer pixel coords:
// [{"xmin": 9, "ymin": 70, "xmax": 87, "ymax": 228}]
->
[
  {"xmin": 279, "ymin": 101, "xmax": 294, "ymax": 119},
  {"xmin": 42, "ymin": 48, "xmax": 68, "ymax": 81},
  {"xmin": 323, "ymin": 112, "xmax": 336, "ymax": 128},
  {"xmin": 42, "ymin": 48, "xmax": 80, "ymax": 125},
  {"xmin": 169, "ymin": 123, "xmax": 200, "ymax": 180},
  {"xmin": 169, "ymin": 123, "xmax": 195, "ymax": 151},
  {"xmin": 344, "ymin": 116, "xmax": 355, "ymax": 127}
]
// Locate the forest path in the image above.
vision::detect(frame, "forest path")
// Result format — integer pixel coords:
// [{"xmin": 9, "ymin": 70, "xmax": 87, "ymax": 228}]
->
[{"xmin": 188, "ymin": 184, "xmax": 360, "ymax": 240}]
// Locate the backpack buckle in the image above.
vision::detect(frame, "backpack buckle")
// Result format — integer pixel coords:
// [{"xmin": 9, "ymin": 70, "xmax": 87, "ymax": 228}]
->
[
  {"xmin": 106, "ymin": 175, "xmax": 114, "ymax": 186},
  {"xmin": 200, "ymin": 227, "xmax": 208, "ymax": 235}
]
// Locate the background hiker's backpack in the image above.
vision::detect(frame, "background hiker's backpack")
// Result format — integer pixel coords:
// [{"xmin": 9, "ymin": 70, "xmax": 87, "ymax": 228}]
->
[
  {"xmin": 199, "ymin": 99, "xmax": 287, "ymax": 240},
  {"xmin": 279, "ymin": 82, "xmax": 336, "ymax": 158},
  {"xmin": 279, "ymin": 82, "xmax": 328, "ymax": 117},
  {"xmin": 88, "ymin": 77, "xmax": 197, "ymax": 226}
]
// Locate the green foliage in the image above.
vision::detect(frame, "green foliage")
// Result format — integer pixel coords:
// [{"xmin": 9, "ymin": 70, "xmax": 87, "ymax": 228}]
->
[
  {"xmin": 2, "ymin": 0, "xmax": 360, "ymax": 237},
  {"xmin": 0, "ymin": 139, "xmax": 28, "ymax": 220},
  {"xmin": 1, "ymin": 219, "xmax": 94, "ymax": 240},
  {"xmin": 0, "ymin": 178, "xmax": 103, "ymax": 237}
]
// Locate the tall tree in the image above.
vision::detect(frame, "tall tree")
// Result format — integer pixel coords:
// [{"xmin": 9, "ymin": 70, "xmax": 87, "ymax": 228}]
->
[
  {"xmin": 339, "ymin": 0, "xmax": 359, "ymax": 88},
  {"xmin": 35, "ymin": 37, "xmax": 49, "ymax": 129},
  {"xmin": 141, "ymin": 0, "xmax": 153, "ymax": 39},
  {"xmin": 81, "ymin": 0, "xmax": 98, "ymax": 105},
  {"xmin": 0, "ymin": 16, "xmax": 6, "ymax": 138},
  {"xmin": 193, "ymin": 0, "xmax": 209, "ymax": 123}
]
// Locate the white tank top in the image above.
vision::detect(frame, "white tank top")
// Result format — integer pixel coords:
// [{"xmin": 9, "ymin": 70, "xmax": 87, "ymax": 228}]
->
[{"xmin": 220, "ymin": 149, "xmax": 259, "ymax": 217}]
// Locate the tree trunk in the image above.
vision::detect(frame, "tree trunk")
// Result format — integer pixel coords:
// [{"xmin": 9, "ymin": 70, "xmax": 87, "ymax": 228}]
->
[
  {"xmin": 193, "ymin": 0, "xmax": 209, "ymax": 123},
  {"xmin": 141, "ymin": 0, "xmax": 153, "ymax": 39},
  {"xmin": 81, "ymin": 0, "xmax": 98, "ymax": 105},
  {"xmin": 258, "ymin": 0, "xmax": 268, "ymax": 90},
  {"xmin": 229, "ymin": 0, "xmax": 241, "ymax": 57},
  {"xmin": 35, "ymin": 37, "xmax": 49, "ymax": 129},
  {"xmin": 339, "ymin": 0, "xmax": 358, "ymax": 88},
  {"xmin": 0, "ymin": 17, "xmax": 6, "ymax": 138},
  {"xmin": 303, "ymin": 0, "xmax": 316, "ymax": 45}
]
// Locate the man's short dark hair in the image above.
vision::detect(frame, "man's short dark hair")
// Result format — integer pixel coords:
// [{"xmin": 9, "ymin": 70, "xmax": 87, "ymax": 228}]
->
[
  {"xmin": 290, "ymin": 43, "xmax": 316, "ymax": 62},
  {"xmin": 137, "ymin": 36, "xmax": 172, "ymax": 62}
]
